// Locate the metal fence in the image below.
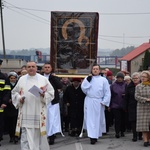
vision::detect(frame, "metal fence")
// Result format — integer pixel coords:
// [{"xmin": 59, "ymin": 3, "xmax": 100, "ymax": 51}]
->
[{"xmin": 0, "ymin": 55, "xmax": 121, "ymax": 68}]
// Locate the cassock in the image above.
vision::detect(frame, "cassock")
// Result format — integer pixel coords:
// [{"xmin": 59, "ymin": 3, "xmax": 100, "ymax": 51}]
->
[
  {"xmin": 12, "ymin": 73, "xmax": 54, "ymax": 150},
  {"xmin": 81, "ymin": 75, "xmax": 111, "ymax": 139}
]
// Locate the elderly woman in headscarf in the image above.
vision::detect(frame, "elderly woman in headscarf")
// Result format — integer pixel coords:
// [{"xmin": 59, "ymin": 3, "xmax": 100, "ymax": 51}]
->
[
  {"xmin": 110, "ymin": 72, "xmax": 126, "ymax": 138},
  {"xmin": 135, "ymin": 71, "xmax": 150, "ymax": 147},
  {"xmin": 4, "ymin": 71, "xmax": 19, "ymax": 144}
]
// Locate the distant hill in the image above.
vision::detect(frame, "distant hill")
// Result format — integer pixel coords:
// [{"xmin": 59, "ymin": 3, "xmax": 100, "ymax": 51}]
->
[
  {"xmin": 0, "ymin": 46, "xmax": 134, "ymax": 57},
  {"xmin": 98, "ymin": 48, "xmax": 113, "ymax": 56},
  {"xmin": 0, "ymin": 48, "xmax": 113, "ymax": 56},
  {"xmin": 0, "ymin": 48, "xmax": 50, "ymax": 56},
  {"xmin": 109, "ymin": 46, "xmax": 135, "ymax": 57}
]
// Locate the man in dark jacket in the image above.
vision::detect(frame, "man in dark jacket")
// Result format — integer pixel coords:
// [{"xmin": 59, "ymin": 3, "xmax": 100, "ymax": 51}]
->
[
  {"xmin": 43, "ymin": 63, "xmax": 63, "ymax": 145},
  {"xmin": 63, "ymin": 78, "xmax": 85, "ymax": 136},
  {"xmin": 0, "ymin": 59, "xmax": 11, "ymax": 146}
]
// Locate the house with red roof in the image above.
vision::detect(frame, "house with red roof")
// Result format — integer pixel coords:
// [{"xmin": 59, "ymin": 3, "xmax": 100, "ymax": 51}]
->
[{"xmin": 120, "ymin": 42, "xmax": 150, "ymax": 74}]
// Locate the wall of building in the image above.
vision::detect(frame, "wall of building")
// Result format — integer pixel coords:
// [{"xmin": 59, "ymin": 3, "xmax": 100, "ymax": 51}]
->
[
  {"xmin": 1, "ymin": 59, "xmax": 27, "ymax": 73},
  {"xmin": 130, "ymin": 53, "xmax": 145, "ymax": 74}
]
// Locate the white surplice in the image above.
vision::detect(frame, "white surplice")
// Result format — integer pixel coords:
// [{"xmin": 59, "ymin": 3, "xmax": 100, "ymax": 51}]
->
[
  {"xmin": 44, "ymin": 74, "xmax": 63, "ymax": 137},
  {"xmin": 12, "ymin": 73, "xmax": 54, "ymax": 150},
  {"xmin": 81, "ymin": 75, "xmax": 111, "ymax": 139},
  {"xmin": 46, "ymin": 103, "xmax": 63, "ymax": 136}
]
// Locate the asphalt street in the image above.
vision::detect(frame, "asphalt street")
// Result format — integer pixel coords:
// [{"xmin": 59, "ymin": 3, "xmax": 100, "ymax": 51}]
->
[{"xmin": 0, "ymin": 129, "xmax": 146, "ymax": 150}]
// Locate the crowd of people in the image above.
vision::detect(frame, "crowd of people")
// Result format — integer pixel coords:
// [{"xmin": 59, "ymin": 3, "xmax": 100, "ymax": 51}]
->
[{"xmin": 0, "ymin": 59, "xmax": 150, "ymax": 149}]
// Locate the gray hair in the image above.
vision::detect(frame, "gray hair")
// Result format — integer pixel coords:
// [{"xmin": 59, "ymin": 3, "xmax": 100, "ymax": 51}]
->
[
  {"xmin": 131, "ymin": 72, "xmax": 140, "ymax": 79},
  {"xmin": 141, "ymin": 70, "xmax": 150, "ymax": 81},
  {"xmin": 124, "ymin": 75, "xmax": 131, "ymax": 80}
]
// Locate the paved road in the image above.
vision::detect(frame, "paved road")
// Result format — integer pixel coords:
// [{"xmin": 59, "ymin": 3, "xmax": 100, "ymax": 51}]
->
[{"xmin": 0, "ymin": 130, "xmax": 145, "ymax": 150}]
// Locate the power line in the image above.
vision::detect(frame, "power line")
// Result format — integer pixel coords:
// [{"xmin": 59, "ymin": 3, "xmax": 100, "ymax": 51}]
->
[
  {"xmin": 4, "ymin": 7, "xmax": 141, "ymax": 47},
  {"xmin": 99, "ymin": 34, "xmax": 150, "ymax": 39},
  {"xmin": 4, "ymin": 1, "xmax": 50, "ymax": 23},
  {"xmin": 3, "ymin": 0, "xmax": 148, "ymax": 49},
  {"xmin": 98, "ymin": 37, "xmax": 136, "ymax": 46},
  {"xmin": 98, "ymin": 34, "xmax": 149, "ymax": 48},
  {"xmin": 5, "ymin": 6, "xmax": 50, "ymax": 25},
  {"xmin": 3, "ymin": 1, "xmax": 150, "ymax": 41},
  {"xmin": 100, "ymin": 12, "xmax": 150, "ymax": 15},
  {"xmin": 3, "ymin": 3, "xmax": 150, "ymax": 16},
  {"xmin": 5, "ymin": 5, "xmax": 50, "ymax": 12}
]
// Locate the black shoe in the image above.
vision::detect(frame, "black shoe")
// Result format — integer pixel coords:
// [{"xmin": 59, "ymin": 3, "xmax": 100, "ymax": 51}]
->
[
  {"xmin": 132, "ymin": 137, "xmax": 137, "ymax": 142},
  {"xmin": 126, "ymin": 129, "xmax": 131, "ymax": 132},
  {"xmin": 65, "ymin": 128, "xmax": 69, "ymax": 132},
  {"xmin": 0, "ymin": 138, "xmax": 1, "ymax": 146},
  {"xmin": 49, "ymin": 140, "xmax": 54, "ymax": 145},
  {"xmin": 90, "ymin": 138, "xmax": 97, "ymax": 145},
  {"xmin": 121, "ymin": 132, "xmax": 125, "ymax": 137},
  {"xmin": 75, "ymin": 131, "xmax": 79, "ymax": 137},
  {"xmin": 48, "ymin": 135, "xmax": 55, "ymax": 145},
  {"xmin": 9, "ymin": 137, "xmax": 14, "ymax": 143},
  {"xmin": 49, "ymin": 138, "xmax": 54, "ymax": 145},
  {"xmin": 115, "ymin": 134, "xmax": 120, "ymax": 138},
  {"xmin": 14, "ymin": 137, "xmax": 18, "ymax": 144},
  {"xmin": 144, "ymin": 142, "xmax": 149, "ymax": 147},
  {"xmin": 0, "ymin": 137, "xmax": 3, "ymax": 141},
  {"xmin": 69, "ymin": 131, "xmax": 75, "ymax": 137}
]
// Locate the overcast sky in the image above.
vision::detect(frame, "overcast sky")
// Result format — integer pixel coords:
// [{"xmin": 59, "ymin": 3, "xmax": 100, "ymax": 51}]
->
[{"xmin": 0, "ymin": 0, "xmax": 150, "ymax": 51}]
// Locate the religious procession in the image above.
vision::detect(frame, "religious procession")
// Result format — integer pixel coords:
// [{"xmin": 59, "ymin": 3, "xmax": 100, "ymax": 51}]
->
[
  {"xmin": 0, "ymin": 1, "xmax": 150, "ymax": 149},
  {"xmin": 0, "ymin": 59, "xmax": 150, "ymax": 150}
]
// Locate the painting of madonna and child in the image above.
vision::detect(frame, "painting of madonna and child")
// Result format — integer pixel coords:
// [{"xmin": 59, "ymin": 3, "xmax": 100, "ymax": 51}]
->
[{"xmin": 50, "ymin": 11, "xmax": 99, "ymax": 75}]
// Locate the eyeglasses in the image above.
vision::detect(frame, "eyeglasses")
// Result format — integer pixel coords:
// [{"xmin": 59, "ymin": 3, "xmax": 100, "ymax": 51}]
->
[
  {"xmin": 141, "ymin": 76, "xmax": 148, "ymax": 78},
  {"xmin": 132, "ymin": 78, "xmax": 139, "ymax": 80}
]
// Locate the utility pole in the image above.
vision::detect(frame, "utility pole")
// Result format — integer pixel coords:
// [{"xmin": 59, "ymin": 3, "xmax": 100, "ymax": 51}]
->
[
  {"xmin": 123, "ymin": 33, "xmax": 125, "ymax": 48},
  {"xmin": 0, "ymin": 0, "xmax": 6, "ymax": 58}
]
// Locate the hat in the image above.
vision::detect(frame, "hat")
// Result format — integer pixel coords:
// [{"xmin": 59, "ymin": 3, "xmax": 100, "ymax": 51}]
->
[
  {"xmin": 72, "ymin": 78, "xmax": 81, "ymax": 82},
  {"xmin": 116, "ymin": 72, "xmax": 125, "ymax": 79},
  {"xmin": 107, "ymin": 71, "xmax": 113, "ymax": 76},
  {"xmin": 0, "ymin": 59, "xmax": 3, "ymax": 65},
  {"xmin": 8, "ymin": 72, "xmax": 18, "ymax": 78}
]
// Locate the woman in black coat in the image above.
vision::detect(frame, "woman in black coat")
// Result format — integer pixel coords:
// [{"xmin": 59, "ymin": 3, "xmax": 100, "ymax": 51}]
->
[{"xmin": 124, "ymin": 72, "xmax": 142, "ymax": 142}]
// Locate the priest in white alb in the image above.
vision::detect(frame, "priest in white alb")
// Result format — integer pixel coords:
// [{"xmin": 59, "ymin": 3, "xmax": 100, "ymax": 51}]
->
[
  {"xmin": 12, "ymin": 61, "xmax": 54, "ymax": 150},
  {"xmin": 81, "ymin": 64, "xmax": 111, "ymax": 144}
]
